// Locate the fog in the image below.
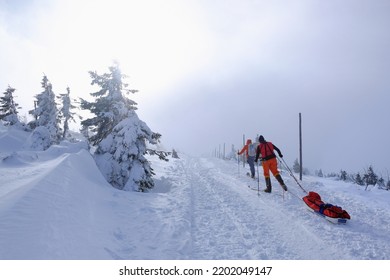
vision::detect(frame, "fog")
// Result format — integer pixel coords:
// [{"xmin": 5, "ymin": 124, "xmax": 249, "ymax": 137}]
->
[{"xmin": 1, "ymin": 0, "xmax": 389, "ymax": 175}]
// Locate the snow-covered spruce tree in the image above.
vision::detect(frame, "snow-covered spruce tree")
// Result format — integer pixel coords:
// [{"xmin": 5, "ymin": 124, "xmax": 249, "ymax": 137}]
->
[
  {"xmin": 293, "ymin": 158, "xmax": 300, "ymax": 173},
  {"xmin": 28, "ymin": 75, "xmax": 61, "ymax": 149},
  {"xmin": 363, "ymin": 165, "xmax": 378, "ymax": 190},
  {"xmin": 316, "ymin": 169, "xmax": 324, "ymax": 177},
  {"xmin": 354, "ymin": 172, "xmax": 364, "ymax": 186},
  {"xmin": 0, "ymin": 85, "xmax": 20, "ymax": 125},
  {"xmin": 340, "ymin": 170, "xmax": 348, "ymax": 181},
  {"xmin": 81, "ymin": 63, "xmax": 166, "ymax": 192},
  {"xmin": 57, "ymin": 87, "xmax": 77, "ymax": 139},
  {"xmin": 377, "ymin": 177, "xmax": 385, "ymax": 189}
]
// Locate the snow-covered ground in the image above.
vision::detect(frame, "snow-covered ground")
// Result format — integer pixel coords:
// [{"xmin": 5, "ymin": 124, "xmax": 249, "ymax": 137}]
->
[{"xmin": 1, "ymin": 122, "xmax": 390, "ymax": 261}]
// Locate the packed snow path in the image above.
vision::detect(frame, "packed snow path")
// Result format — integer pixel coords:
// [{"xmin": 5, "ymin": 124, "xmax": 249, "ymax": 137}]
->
[
  {"xmin": 162, "ymin": 155, "xmax": 390, "ymax": 260},
  {"xmin": 179, "ymin": 157, "xmax": 346, "ymax": 259}
]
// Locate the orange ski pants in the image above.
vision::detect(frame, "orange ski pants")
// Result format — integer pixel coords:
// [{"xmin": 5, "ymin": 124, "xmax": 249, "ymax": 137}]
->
[{"xmin": 262, "ymin": 157, "xmax": 280, "ymax": 178}]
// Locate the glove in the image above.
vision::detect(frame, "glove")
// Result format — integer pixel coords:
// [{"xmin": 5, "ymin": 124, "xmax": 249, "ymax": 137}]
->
[{"xmin": 279, "ymin": 154, "xmax": 283, "ymax": 158}]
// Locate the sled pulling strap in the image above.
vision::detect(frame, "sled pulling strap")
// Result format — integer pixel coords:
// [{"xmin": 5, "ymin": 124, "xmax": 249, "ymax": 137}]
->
[{"xmin": 278, "ymin": 156, "xmax": 308, "ymax": 194}]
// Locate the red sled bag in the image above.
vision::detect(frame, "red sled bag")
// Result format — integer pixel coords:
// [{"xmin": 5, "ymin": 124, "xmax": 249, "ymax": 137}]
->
[
  {"xmin": 302, "ymin": 191, "xmax": 324, "ymax": 212},
  {"xmin": 303, "ymin": 191, "xmax": 351, "ymax": 222},
  {"xmin": 322, "ymin": 204, "xmax": 351, "ymax": 219}
]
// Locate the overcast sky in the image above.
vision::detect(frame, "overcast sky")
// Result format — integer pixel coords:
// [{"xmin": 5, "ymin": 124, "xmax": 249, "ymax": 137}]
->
[{"xmin": 1, "ymin": 0, "xmax": 389, "ymax": 175}]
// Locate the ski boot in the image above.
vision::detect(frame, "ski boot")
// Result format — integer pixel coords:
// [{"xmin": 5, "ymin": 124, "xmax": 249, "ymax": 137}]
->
[
  {"xmin": 263, "ymin": 177, "xmax": 272, "ymax": 193},
  {"xmin": 275, "ymin": 174, "xmax": 288, "ymax": 191}
]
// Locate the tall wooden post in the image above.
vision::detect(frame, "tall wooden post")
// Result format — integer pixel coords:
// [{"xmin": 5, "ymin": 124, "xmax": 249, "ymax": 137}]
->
[
  {"xmin": 299, "ymin": 113, "xmax": 303, "ymax": 181},
  {"xmin": 242, "ymin": 134, "xmax": 246, "ymax": 167}
]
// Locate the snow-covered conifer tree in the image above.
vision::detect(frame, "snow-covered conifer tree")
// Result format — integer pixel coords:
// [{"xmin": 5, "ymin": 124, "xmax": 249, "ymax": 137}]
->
[
  {"xmin": 354, "ymin": 172, "xmax": 364, "ymax": 186},
  {"xmin": 28, "ymin": 75, "xmax": 61, "ymax": 148},
  {"xmin": 293, "ymin": 158, "xmax": 300, "ymax": 173},
  {"xmin": 81, "ymin": 62, "xmax": 164, "ymax": 191},
  {"xmin": 316, "ymin": 169, "xmax": 324, "ymax": 177},
  {"xmin": 0, "ymin": 85, "xmax": 20, "ymax": 125},
  {"xmin": 340, "ymin": 170, "xmax": 348, "ymax": 181},
  {"xmin": 58, "ymin": 87, "xmax": 77, "ymax": 139},
  {"xmin": 363, "ymin": 166, "xmax": 378, "ymax": 190}
]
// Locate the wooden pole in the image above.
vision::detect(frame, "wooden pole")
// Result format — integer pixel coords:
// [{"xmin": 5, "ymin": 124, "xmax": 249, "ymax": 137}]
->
[
  {"xmin": 299, "ymin": 113, "xmax": 303, "ymax": 181},
  {"xmin": 242, "ymin": 134, "xmax": 246, "ymax": 167}
]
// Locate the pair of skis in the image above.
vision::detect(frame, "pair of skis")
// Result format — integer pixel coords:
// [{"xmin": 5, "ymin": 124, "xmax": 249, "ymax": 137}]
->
[
  {"xmin": 246, "ymin": 172, "xmax": 284, "ymax": 195},
  {"xmin": 246, "ymin": 172, "xmax": 260, "ymax": 196}
]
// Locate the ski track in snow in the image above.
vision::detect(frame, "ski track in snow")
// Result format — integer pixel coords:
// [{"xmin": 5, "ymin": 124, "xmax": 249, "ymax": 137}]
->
[
  {"xmin": 156, "ymin": 155, "xmax": 390, "ymax": 260},
  {"xmin": 182, "ymin": 157, "xmax": 348, "ymax": 260}
]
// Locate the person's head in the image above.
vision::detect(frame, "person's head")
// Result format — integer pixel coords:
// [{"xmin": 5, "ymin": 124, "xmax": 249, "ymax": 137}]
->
[
  {"xmin": 246, "ymin": 139, "xmax": 252, "ymax": 144},
  {"xmin": 259, "ymin": 135, "xmax": 266, "ymax": 143}
]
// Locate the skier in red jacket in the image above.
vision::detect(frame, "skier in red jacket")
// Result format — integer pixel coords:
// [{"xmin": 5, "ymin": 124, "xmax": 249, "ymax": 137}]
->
[
  {"xmin": 238, "ymin": 139, "xmax": 256, "ymax": 178},
  {"xmin": 255, "ymin": 135, "xmax": 287, "ymax": 193}
]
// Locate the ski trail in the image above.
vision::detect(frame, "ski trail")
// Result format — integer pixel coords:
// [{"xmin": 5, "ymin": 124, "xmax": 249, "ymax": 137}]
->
[
  {"xmin": 188, "ymin": 158, "xmax": 260, "ymax": 259},
  {"xmin": 187, "ymin": 156, "xmax": 350, "ymax": 259}
]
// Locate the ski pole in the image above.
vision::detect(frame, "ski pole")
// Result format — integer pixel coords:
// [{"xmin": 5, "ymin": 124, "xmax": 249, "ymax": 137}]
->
[
  {"xmin": 237, "ymin": 149, "xmax": 240, "ymax": 176},
  {"xmin": 257, "ymin": 161, "xmax": 260, "ymax": 196}
]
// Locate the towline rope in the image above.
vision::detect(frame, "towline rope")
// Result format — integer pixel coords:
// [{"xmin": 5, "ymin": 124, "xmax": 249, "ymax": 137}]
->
[{"xmin": 278, "ymin": 156, "xmax": 308, "ymax": 194}]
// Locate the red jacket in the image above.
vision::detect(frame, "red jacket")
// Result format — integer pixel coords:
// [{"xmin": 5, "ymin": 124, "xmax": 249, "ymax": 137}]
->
[
  {"xmin": 238, "ymin": 139, "xmax": 252, "ymax": 157},
  {"xmin": 256, "ymin": 141, "xmax": 282, "ymax": 161}
]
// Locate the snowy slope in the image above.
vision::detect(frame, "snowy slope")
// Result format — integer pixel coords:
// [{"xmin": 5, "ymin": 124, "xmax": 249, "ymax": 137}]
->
[{"xmin": 0, "ymin": 123, "xmax": 390, "ymax": 260}]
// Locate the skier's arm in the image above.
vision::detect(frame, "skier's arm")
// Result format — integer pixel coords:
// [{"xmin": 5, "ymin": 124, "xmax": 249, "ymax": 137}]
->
[
  {"xmin": 273, "ymin": 145, "xmax": 283, "ymax": 158},
  {"xmin": 238, "ymin": 145, "xmax": 247, "ymax": 155}
]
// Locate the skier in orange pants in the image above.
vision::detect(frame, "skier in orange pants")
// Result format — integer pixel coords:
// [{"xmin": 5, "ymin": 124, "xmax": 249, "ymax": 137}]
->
[{"xmin": 255, "ymin": 135, "xmax": 287, "ymax": 193}]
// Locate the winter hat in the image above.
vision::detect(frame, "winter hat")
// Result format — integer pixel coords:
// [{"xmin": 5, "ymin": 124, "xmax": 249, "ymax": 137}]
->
[{"xmin": 259, "ymin": 135, "xmax": 265, "ymax": 143}]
